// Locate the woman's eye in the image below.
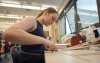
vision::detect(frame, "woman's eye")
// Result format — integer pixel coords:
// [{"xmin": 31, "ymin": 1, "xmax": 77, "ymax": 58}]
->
[
  {"xmin": 52, "ymin": 18, "xmax": 53, "ymax": 20},
  {"xmin": 52, "ymin": 17, "xmax": 54, "ymax": 21}
]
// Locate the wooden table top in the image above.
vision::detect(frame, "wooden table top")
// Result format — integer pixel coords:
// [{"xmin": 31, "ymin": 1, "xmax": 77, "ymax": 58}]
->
[{"xmin": 44, "ymin": 50, "xmax": 100, "ymax": 63}]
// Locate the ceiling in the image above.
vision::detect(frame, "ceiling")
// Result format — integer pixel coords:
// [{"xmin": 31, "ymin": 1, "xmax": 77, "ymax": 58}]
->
[{"xmin": 0, "ymin": 0, "xmax": 64, "ymax": 19}]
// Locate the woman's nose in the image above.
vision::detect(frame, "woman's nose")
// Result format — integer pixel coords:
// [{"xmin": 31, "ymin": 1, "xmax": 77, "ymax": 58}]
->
[{"xmin": 51, "ymin": 21, "xmax": 54, "ymax": 24}]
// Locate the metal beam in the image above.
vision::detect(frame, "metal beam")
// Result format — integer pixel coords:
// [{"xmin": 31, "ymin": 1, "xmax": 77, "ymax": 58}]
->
[
  {"xmin": 58, "ymin": 0, "xmax": 74, "ymax": 20},
  {"xmin": 73, "ymin": 0, "xmax": 78, "ymax": 34},
  {"xmin": 96, "ymin": 0, "xmax": 100, "ymax": 23}
]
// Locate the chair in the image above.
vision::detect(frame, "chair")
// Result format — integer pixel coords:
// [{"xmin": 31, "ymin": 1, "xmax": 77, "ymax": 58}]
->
[
  {"xmin": 4, "ymin": 42, "xmax": 11, "ymax": 61},
  {"xmin": 0, "ymin": 44, "xmax": 6, "ymax": 63},
  {"xmin": 10, "ymin": 46, "xmax": 21, "ymax": 63}
]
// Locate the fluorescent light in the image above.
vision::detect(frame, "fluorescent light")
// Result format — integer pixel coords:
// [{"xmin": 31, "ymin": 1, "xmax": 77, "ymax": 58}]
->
[
  {"xmin": 0, "ymin": 3, "xmax": 40, "ymax": 10},
  {"xmin": 7, "ymin": 15, "xmax": 19, "ymax": 17},
  {"xmin": 0, "ymin": 14, "xmax": 29, "ymax": 19},
  {"xmin": 0, "ymin": 14, "xmax": 6, "ymax": 17},
  {"xmin": 7, "ymin": 16, "xmax": 21, "ymax": 18},
  {"xmin": 1, "ymin": 1, "xmax": 20, "ymax": 4},
  {"xmin": 0, "ymin": 3, "xmax": 57, "ymax": 10},
  {"xmin": 22, "ymin": 5, "xmax": 40, "ymax": 10},
  {"xmin": 7, "ymin": 14, "xmax": 21, "ymax": 18},
  {"xmin": 40, "ymin": 7, "xmax": 46, "ymax": 10},
  {"xmin": 0, "ymin": 15, "xmax": 6, "ymax": 17},
  {"xmin": 0, "ymin": 3, "xmax": 21, "ymax": 8}
]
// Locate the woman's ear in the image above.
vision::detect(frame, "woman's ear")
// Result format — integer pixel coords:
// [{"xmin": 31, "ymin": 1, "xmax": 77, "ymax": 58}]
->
[{"xmin": 44, "ymin": 10, "xmax": 49, "ymax": 16}]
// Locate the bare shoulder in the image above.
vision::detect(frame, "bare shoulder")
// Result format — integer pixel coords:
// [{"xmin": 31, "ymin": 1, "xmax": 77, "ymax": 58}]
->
[{"xmin": 6, "ymin": 16, "xmax": 37, "ymax": 31}]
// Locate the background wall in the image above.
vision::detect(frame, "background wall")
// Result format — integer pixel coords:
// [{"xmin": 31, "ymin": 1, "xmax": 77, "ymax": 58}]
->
[{"xmin": 0, "ymin": 18, "xmax": 17, "ymax": 31}]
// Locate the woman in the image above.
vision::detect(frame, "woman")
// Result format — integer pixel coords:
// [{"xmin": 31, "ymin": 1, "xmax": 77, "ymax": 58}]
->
[{"xmin": 2, "ymin": 7, "xmax": 58, "ymax": 63}]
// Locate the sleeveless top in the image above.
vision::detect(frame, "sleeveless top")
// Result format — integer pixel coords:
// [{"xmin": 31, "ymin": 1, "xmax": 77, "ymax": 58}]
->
[{"xmin": 21, "ymin": 20, "xmax": 46, "ymax": 54}]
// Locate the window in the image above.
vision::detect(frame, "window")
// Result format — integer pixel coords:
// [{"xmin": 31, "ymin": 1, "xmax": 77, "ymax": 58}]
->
[
  {"xmin": 77, "ymin": 0, "xmax": 99, "ymax": 28},
  {"xmin": 60, "ymin": 17, "xmax": 66, "ymax": 35},
  {"xmin": 66, "ymin": 16, "xmax": 71, "ymax": 34},
  {"xmin": 97, "ymin": 27, "xmax": 100, "ymax": 35},
  {"xmin": 66, "ymin": 6, "xmax": 75, "ymax": 33}
]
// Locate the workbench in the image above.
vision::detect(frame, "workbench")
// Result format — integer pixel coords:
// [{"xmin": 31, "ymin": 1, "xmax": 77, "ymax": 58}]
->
[{"xmin": 45, "ymin": 50, "xmax": 100, "ymax": 63}]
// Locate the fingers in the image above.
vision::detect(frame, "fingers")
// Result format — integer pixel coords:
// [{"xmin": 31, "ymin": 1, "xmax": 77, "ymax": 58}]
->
[
  {"xmin": 54, "ymin": 45, "xmax": 57, "ymax": 51},
  {"xmin": 46, "ymin": 45, "xmax": 57, "ymax": 52},
  {"xmin": 44, "ymin": 39, "xmax": 58, "ymax": 52}
]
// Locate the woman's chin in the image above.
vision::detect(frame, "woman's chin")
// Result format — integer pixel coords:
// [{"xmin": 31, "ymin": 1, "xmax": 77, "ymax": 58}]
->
[
  {"xmin": 45, "ymin": 25, "xmax": 49, "ymax": 26},
  {"xmin": 45, "ymin": 24, "xmax": 49, "ymax": 26}
]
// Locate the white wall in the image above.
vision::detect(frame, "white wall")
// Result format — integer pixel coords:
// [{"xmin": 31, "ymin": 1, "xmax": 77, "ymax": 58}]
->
[{"xmin": 0, "ymin": 18, "xmax": 17, "ymax": 31}]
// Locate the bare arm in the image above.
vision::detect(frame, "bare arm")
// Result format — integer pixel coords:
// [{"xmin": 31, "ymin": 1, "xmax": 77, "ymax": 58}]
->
[{"xmin": 2, "ymin": 16, "xmax": 47, "ymax": 45}]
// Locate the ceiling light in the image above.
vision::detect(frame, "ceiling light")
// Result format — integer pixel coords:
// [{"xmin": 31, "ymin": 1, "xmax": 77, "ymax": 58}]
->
[
  {"xmin": 7, "ymin": 16, "xmax": 21, "ymax": 18},
  {"xmin": 7, "ymin": 14, "xmax": 21, "ymax": 19},
  {"xmin": 7, "ymin": 15, "xmax": 19, "ymax": 17},
  {"xmin": 1, "ymin": 1, "xmax": 20, "ymax": 4},
  {"xmin": 40, "ymin": 7, "xmax": 46, "ymax": 10},
  {"xmin": 0, "ymin": 3, "xmax": 57, "ymax": 10},
  {"xmin": 0, "ymin": 3, "xmax": 21, "ymax": 8},
  {"xmin": 22, "ymin": 5, "xmax": 40, "ymax": 10},
  {"xmin": 0, "ymin": 14, "xmax": 6, "ymax": 18},
  {"xmin": 0, "ymin": 15, "xmax": 6, "ymax": 17},
  {"xmin": 0, "ymin": 14, "xmax": 29, "ymax": 19}
]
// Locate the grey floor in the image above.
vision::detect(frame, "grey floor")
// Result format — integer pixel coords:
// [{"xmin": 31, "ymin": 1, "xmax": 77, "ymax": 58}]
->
[{"xmin": 0, "ymin": 52, "xmax": 13, "ymax": 63}]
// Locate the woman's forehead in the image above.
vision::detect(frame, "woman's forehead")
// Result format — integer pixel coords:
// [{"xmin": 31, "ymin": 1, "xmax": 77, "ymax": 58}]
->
[
  {"xmin": 51, "ymin": 13, "xmax": 58, "ymax": 17},
  {"xmin": 53, "ymin": 13, "xmax": 58, "ymax": 19}
]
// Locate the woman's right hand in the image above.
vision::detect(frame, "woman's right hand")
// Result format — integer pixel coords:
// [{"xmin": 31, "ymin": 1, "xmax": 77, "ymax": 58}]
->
[{"xmin": 44, "ymin": 39, "xmax": 57, "ymax": 52}]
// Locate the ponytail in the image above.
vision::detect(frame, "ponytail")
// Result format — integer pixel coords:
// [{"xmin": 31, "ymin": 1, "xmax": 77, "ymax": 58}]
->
[
  {"xmin": 36, "ymin": 7, "xmax": 58, "ymax": 18},
  {"xmin": 36, "ymin": 10, "xmax": 44, "ymax": 18}
]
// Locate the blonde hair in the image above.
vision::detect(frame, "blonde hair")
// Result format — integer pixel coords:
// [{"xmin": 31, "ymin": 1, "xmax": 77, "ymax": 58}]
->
[{"xmin": 36, "ymin": 7, "xmax": 58, "ymax": 18}]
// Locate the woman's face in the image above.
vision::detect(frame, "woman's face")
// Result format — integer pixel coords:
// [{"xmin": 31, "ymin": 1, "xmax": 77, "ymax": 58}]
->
[{"xmin": 43, "ymin": 11, "xmax": 58, "ymax": 26}]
